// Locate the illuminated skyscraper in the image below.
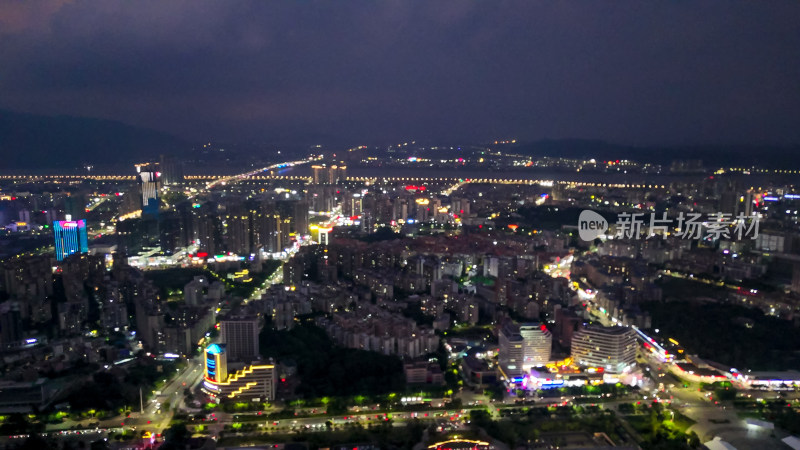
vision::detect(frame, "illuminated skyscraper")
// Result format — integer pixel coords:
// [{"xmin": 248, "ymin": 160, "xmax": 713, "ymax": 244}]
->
[
  {"xmin": 136, "ymin": 164, "xmax": 161, "ymax": 218},
  {"xmin": 53, "ymin": 220, "xmax": 89, "ymax": 261}
]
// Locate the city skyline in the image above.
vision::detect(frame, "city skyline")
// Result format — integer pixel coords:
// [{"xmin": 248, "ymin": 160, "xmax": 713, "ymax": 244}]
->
[{"xmin": 1, "ymin": 2, "xmax": 800, "ymax": 449}]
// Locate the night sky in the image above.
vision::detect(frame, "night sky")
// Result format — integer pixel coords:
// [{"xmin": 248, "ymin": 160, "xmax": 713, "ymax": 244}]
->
[{"xmin": 1, "ymin": 1, "xmax": 799, "ymax": 146}]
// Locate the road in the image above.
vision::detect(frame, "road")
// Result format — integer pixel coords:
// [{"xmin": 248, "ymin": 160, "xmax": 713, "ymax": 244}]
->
[
  {"xmin": 39, "ymin": 357, "xmax": 205, "ymax": 444},
  {"xmin": 541, "ymin": 257, "xmax": 794, "ymax": 449},
  {"xmin": 206, "ymin": 157, "xmax": 319, "ymax": 190},
  {"xmin": 130, "ymin": 357, "xmax": 205, "ymax": 431}
]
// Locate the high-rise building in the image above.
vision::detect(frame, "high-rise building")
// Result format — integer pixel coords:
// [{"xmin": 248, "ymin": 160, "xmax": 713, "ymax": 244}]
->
[
  {"xmin": 294, "ymin": 200, "xmax": 309, "ymax": 236},
  {"xmin": 63, "ymin": 193, "xmax": 87, "ymax": 220},
  {"xmin": 225, "ymin": 202, "xmax": 253, "ymax": 255},
  {"xmin": 311, "ymin": 165, "xmax": 325, "ymax": 184},
  {"xmin": 311, "ymin": 164, "xmax": 347, "ymax": 184},
  {"xmin": 571, "ymin": 325, "xmax": 637, "ymax": 374},
  {"xmin": 53, "ymin": 220, "xmax": 89, "ymax": 261},
  {"xmin": 160, "ymin": 210, "xmax": 187, "ymax": 255},
  {"xmin": 193, "ymin": 202, "xmax": 223, "ymax": 255},
  {"xmin": 499, "ymin": 323, "xmax": 524, "ymax": 377},
  {"xmin": 499, "ymin": 322, "xmax": 552, "ymax": 377},
  {"xmin": 0, "ymin": 302, "xmax": 22, "ymax": 347},
  {"xmin": 221, "ymin": 317, "xmax": 260, "ymax": 362},
  {"xmin": 261, "ymin": 211, "xmax": 282, "ymax": 253},
  {"xmin": 279, "ymin": 218, "xmax": 292, "ymax": 249},
  {"xmin": 159, "ymin": 154, "xmax": 184, "ymax": 186},
  {"xmin": 136, "ymin": 164, "xmax": 161, "ymax": 218},
  {"xmin": 520, "ymin": 323, "xmax": 553, "ymax": 367}
]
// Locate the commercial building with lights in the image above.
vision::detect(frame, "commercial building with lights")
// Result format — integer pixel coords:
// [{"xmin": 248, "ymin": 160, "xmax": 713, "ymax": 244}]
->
[
  {"xmin": 202, "ymin": 343, "xmax": 276, "ymax": 402},
  {"xmin": 499, "ymin": 322, "xmax": 552, "ymax": 378},
  {"xmin": 53, "ymin": 220, "xmax": 89, "ymax": 261},
  {"xmin": 571, "ymin": 325, "xmax": 637, "ymax": 374}
]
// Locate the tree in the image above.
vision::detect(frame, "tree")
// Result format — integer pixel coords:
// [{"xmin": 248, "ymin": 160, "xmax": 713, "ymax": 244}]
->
[
  {"xmin": 160, "ymin": 423, "xmax": 190, "ymax": 450},
  {"xmin": 90, "ymin": 439, "xmax": 111, "ymax": 450},
  {"xmin": 715, "ymin": 386, "xmax": 737, "ymax": 401}
]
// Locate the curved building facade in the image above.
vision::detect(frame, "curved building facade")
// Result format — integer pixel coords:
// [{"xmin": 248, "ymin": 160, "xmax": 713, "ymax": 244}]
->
[{"xmin": 202, "ymin": 343, "xmax": 276, "ymax": 401}]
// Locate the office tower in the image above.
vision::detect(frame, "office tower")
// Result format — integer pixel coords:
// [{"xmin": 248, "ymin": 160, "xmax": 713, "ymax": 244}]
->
[
  {"xmin": 571, "ymin": 325, "xmax": 637, "ymax": 374},
  {"xmin": 53, "ymin": 220, "xmax": 89, "ymax": 261},
  {"xmin": 499, "ymin": 321, "xmax": 552, "ymax": 377},
  {"xmin": 159, "ymin": 154, "xmax": 184, "ymax": 186},
  {"xmin": 221, "ymin": 317, "xmax": 260, "ymax": 362},
  {"xmin": 136, "ymin": 164, "xmax": 160, "ymax": 218}
]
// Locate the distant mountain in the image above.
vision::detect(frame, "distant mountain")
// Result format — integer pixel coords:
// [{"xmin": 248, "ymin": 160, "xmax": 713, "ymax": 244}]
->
[
  {"xmin": 511, "ymin": 139, "xmax": 800, "ymax": 168},
  {"xmin": 0, "ymin": 110, "xmax": 191, "ymax": 170}
]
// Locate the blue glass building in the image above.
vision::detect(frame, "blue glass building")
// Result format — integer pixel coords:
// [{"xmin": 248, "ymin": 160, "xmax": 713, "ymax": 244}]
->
[{"xmin": 53, "ymin": 220, "xmax": 89, "ymax": 261}]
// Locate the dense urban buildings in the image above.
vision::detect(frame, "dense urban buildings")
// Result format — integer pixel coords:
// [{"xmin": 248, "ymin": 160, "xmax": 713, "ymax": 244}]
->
[
  {"xmin": 2, "ymin": 143, "xmax": 800, "ymax": 449},
  {"xmin": 1, "ymin": 1, "xmax": 798, "ymax": 447}
]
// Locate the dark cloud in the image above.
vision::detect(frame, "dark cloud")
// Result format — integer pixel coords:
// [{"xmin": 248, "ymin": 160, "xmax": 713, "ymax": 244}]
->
[{"xmin": 1, "ymin": 0, "xmax": 799, "ymax": 145}]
